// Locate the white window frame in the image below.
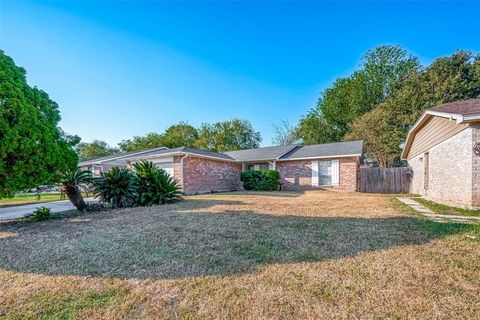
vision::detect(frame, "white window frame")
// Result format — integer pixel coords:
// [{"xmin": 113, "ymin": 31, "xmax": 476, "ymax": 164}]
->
[{"xmin": 312, "ymin": 159, "xmax": 340, "ymax": 186}]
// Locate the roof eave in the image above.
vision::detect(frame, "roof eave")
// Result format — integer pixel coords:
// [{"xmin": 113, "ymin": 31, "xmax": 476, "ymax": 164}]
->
[
  {"xmin": 459, "ymin": 114, "xmax": 480, "ymax": 123},
  {"xmin": 401, "ymin": 111, "xmax": 437, "ymax": 160},
  {"xmin": 401, "ymin": 110, "xmax": 480, "ymax": 160},
  {"xmin": 126, "ymin": 151, "xmax": 237, "ymax": 163},
  {"xmin": 277, "ymin": 154, "xmax": 362, "ymax": 161},
  {"xmin": 78, "ymin": 147, "xmax": 168, "ymax": 166},
  {"xmin": 238, "ymin": 158, "xmax": 277, "ymax": 163}
]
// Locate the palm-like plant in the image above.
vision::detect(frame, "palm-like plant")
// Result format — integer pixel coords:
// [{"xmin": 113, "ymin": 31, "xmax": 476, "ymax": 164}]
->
[
  {"xmin": 133, "ymin": 160, "xmax": 182, "ymax": 205},
  {"xmin": 61, "ymin": 169, "xmax": 92, "ymax": 211},
  {"xmin": 93, "ymin": 167, "xmax": 138, "ymax": 209},
  {"xmin": 150, "ymin": 169, "xmax": 182, "ymax": 204}
]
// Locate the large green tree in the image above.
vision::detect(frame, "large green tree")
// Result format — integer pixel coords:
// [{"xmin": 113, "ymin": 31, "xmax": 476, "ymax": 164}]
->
[
  {"xmin": 297, "ymin": 45, "xmax": 419, "ymax": 143},
  {"xmin": 0, "ymin": 51, "xmax": 78, "ymax": 197},
  {"xmin": 347, "ymin": 51, "xmax": 480, "ymax": 167},
  {"xmin": 160, "ymin": 122, "xmax": 198, "ymax": 148},
  {"xmin": 195, "ymin": 118, "xmax": 261, "ymax": 152},
  {"xmin": 76, "ymin": 139, "xmax": 118, "ymax": 159},
  {"xmin": 297, "ymin": 105, "xmax": 341, "ymax": 145},
  {"xmin": 118, "ymin": 132, "xmax": 164, "ymax": 152},
  {"xmin": 118, "ymin": 122, "xmax": 199, "ymax": 152}
]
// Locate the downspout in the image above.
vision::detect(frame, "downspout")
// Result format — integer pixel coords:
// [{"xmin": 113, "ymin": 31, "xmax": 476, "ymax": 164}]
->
[{"xmin": 179, "ymin": 154, "xmax": 189, "ymax": 193}]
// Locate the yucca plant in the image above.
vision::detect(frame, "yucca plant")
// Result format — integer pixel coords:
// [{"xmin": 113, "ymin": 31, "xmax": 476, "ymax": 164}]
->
[
  {"xmin": 61, "ymin": 169, "xmax": 92, "ymax": 211},
  {"xmin": 133, "ymin": 160, "xmax": 182, "ymax": 206},
  {"xmin": 93, "ymin": 167, "xmax": 138, "ymax": 209}
]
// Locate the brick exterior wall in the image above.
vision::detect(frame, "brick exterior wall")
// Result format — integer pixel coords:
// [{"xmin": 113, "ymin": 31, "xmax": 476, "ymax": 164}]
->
[
  {"xmin": 408, "ymin": 127, "xmax": 475, "ymax": 208},
  {"xmin": 276, "ymin": 157, "xmax": 359, "ymax": 192},
  {"xmin": 408, "ymin": 153, "xmax": 424, "ymax": 195},
  {"xmin": 180, "ymin": 156, "xmax": 242, "ymax": 194},
  {"xmin": 173, "ymin": 155, "xmax": 183, "ymax": 186},
  {"xmin": 472, "ymin": 125, "xmax": 480, "ymax": 207}
]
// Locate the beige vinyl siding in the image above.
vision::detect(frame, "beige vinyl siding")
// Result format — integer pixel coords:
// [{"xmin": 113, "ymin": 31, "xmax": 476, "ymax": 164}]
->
[{"xmin": 407, "ymin": 117, "xmax": 469, "ymax": 160}]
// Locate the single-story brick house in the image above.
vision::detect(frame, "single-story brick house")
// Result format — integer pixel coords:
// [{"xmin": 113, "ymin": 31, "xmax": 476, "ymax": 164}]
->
[
  {"xmin": 402, "ymin": 98, "xmax": 480, "ymax": 209},
  {"xmin": 79, "ymin": 147, "xmax": 168, "ymax": 176},
  {"xmin": 124, "ymin": 140, "xmax": 363, "ymax": 194}
]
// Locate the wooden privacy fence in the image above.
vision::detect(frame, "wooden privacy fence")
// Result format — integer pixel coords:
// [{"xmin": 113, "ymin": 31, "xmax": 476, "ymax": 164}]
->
[{"xmin": 359, "ymin": 167, "xmax": 411, "ymax": 194}]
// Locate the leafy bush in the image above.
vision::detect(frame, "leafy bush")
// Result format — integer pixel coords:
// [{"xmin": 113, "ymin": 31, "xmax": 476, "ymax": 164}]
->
[
  {"xmin": 93, "ymin": 168, "xmax": 138, "ymax": 209},
  {"xmin": 257, "ymin": 169, "xmax": 281, "ymax": 191},
  {"xmin": 133, "ymin": 160, "xmax": 182, "ymax": 205},
  {"xmin": 28, "ymin": 207, "xmax": 51, "ymax": 222},
  {"xmin": 240, "ymin": 170, "xmax": 262, "ymax": 191},
  {"xmin": 241, "ymin": 169, "xmax": 280, "ymax": 191}
]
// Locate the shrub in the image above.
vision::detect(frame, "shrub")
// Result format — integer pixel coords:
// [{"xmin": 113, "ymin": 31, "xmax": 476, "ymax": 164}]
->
[
  {"xmin": 28, "ymin": 207, "xmax": 51, "ymax": 222},
  {"xmin": 240, "ymin": 169, "xmax": 280, "ymax": 191},
  {"xmin": 240, "ymin": 170, "xmax": 262, "ymax": 191},
  {"xmin": 133, "ymin": 160, "xmax": 182, "ymax": 205},
  {"xmin": 93, "ymin": 168, "xmax": 138, "ymax": 209},
  {"xmin": 257, "ymin": 169, "xmax": 281, "ymax": 191}
]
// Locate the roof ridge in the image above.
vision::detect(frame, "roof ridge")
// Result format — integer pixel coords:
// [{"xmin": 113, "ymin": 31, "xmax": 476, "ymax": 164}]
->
[
  {"xmin": 298, "ymin": 140, "xmax": 363, "ymax": 147},
  {"xmin": 223, "ymin": 144, "xmax": 300, "ymax": 154}
]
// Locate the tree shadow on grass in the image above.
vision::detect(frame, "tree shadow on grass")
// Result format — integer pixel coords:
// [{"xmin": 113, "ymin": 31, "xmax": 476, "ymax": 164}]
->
[{"xmin": 0, "ymin": 198, "xmax": 477, "ymax": 280}]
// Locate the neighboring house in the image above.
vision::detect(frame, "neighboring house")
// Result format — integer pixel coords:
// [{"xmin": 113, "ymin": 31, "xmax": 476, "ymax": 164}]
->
[
  {"xmin": 402, "ymin": 98, "xmax": 480, "ymax": 209},
  {"xmin": 125, "ymin": 141, "xmax": 363, "ymax": 194},
  {"xmin": 78, "ymin": 147, "xmax": 168, "ymax": 176}
]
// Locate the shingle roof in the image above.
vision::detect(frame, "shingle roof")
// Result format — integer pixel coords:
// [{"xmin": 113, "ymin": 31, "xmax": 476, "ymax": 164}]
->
[
  {"xmin": 180, "ymin": 147, "xmax": 236, "ymax": 160},
  {"xmin": 279, "ymin": 140, "xmax": 363, "ymax": 160},
  {"xmin": 223, "ymin": 145, "xmax": 299, "ymax": 162},
  {"xmin": 79, "ymin": 146, "xmax": 168, "ymax": 165},
  {"xmin": 429, "ymin": 98, "xmax": 480, "ymax": 115},
  {"xmin": 82, "ymin": 142, "xmax": 364, "ymax": 165},
  {"xmin": 125, "ymin": 146, "xmax": 236, "ymax": 161}
]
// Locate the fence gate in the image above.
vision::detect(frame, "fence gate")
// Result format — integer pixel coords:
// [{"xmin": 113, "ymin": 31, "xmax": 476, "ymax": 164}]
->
[{"xmin": 359, "ymin": 167, "xmax": 411, "ymax": 193}]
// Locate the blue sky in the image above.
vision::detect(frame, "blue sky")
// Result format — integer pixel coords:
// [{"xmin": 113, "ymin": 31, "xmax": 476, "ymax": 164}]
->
[{"xmin": 1, "ymin": 1, "xmax": 479, "ymax": 147}]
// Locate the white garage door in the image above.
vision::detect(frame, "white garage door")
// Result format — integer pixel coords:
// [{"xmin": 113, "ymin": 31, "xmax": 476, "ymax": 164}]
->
[{"xmin": 153, "ymin": 161, "xmax": 174, "ymax": 177}]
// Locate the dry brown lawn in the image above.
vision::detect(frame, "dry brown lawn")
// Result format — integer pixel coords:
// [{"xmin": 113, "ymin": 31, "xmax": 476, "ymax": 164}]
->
[{"xmin": 0, "ymin": 190, "xmax": 479, "ymax": 319}]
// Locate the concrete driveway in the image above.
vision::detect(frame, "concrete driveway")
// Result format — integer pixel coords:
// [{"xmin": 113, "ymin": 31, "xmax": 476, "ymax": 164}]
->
[{"xmin": 0, "ymin": 199, "xmax": 95, "ymax": 220}]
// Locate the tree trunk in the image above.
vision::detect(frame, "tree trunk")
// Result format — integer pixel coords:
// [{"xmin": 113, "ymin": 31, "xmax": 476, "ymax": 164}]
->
[{"xmin": 65, "ymin": 186, "xmax": 87, "ymax": 211}]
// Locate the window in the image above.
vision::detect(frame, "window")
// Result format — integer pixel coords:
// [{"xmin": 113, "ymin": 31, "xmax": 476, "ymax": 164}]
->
[
  {"xmin": 312, "ymin": 160, "xmax": 339, "ymax": 186},
  {"xmin": 319, "ymin": 160, "xmax": 332, "ymax": 185}
]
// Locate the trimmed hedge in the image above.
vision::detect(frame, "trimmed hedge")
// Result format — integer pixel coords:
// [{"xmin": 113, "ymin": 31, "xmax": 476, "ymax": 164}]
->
[{"xmin": 240, "ymin": 169, "xmax": 280, "ymax": 191}]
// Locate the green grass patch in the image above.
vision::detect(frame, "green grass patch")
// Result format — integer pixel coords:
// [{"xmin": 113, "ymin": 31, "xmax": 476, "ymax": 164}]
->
[
  {"xmin": 3, "ymin": 289, "xmax": 125, "ymax": 320},
  {"xmin": 233, "ymin": 240, "xmax": 287, "ymax": 264},
  {"xmin": 416, "ymin": 218, "xmax": 480, "ymax": 237},
  {"xmin": 0, "ymin": 193, "xmax": 90, "ymax": 208},
  {"xmin": 416, "ymin": 198, "xmax": 480, "ymax": 217},
  {"xmin": 0, "ymin": 194, "xmax": 64, "ymax": 208}
]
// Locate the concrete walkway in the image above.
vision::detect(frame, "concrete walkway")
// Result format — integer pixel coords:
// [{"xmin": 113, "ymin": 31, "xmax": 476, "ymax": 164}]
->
[
  {"xmin": 397, "ymin": 197, "xmax": 480, "ymax": 223},
  {"xmin": 0, "ymin": 199, "xmax": 95, "ymax": 220}
]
